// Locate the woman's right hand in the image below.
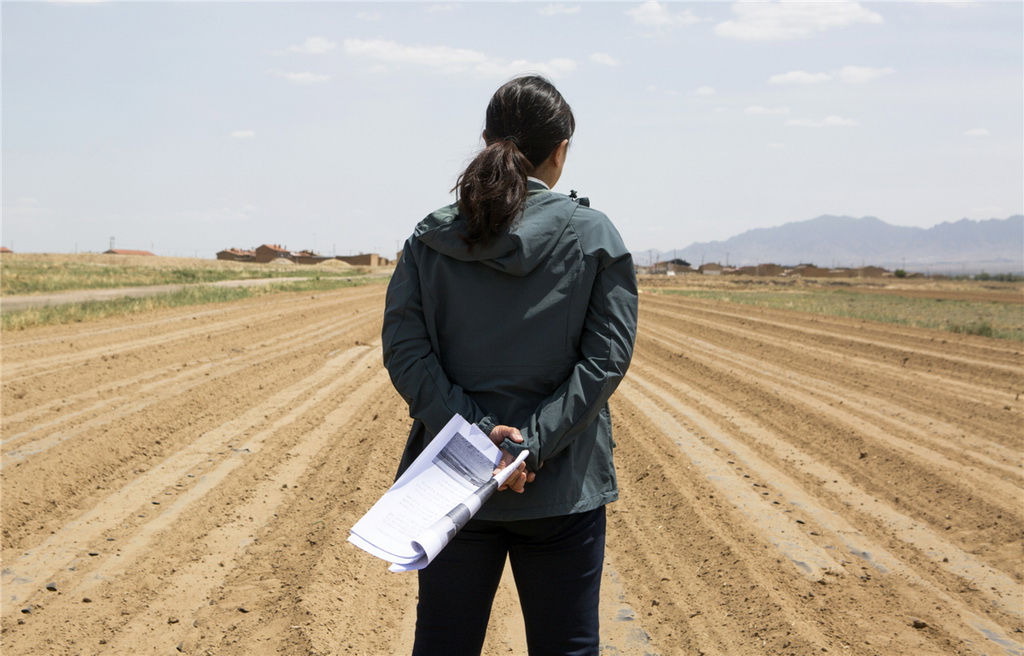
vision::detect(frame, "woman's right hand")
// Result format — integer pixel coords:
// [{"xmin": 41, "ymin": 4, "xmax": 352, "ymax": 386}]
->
[{"xmin": 489, "ymin": 425, "xmax": 537, "ymax": 493}]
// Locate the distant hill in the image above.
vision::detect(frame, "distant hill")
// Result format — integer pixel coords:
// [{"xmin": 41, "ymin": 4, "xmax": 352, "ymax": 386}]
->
[{"xmin": 648, "ymin": 215, "xmax": 1023, "ymax": 274}]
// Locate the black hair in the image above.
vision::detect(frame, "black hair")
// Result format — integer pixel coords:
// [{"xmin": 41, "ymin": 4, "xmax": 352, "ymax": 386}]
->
[{"xmin": 454, "ymin": 75, "xmax": 575, "ymax": 247}]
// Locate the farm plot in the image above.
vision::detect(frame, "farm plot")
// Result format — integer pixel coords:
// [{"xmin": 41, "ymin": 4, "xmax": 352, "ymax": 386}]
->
[{"xmin": 2, "ymin": 283, "xmax": 1021, "ymax": 655}]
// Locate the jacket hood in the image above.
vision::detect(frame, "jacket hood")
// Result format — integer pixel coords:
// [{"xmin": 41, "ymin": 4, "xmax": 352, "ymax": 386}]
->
[{"xmin": 415, "ymin": 183, "xmax": 577, "ymax": 277}]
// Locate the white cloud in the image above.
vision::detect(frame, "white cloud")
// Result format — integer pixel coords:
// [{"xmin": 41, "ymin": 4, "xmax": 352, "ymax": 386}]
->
[
  {"xmin": 539, "ymin": 4, "xmax": 581, "ymax": 16},
  {"xmin": 357, "ymin": 11, "xmax": 383, "ymax": 22},
  {"xmin": 746, "ymin": 105, "xmax": 791, "ymax": 115},
  {"xmin": 693, "ymin": 86, "xmax": 716, "ymax": 96},
  {"xmin": 769, "ymin": 66, "xmax": 893, "ymax": 85},
  {"xmin": 343, "ymin": 39, "xmax": 577, "ymax": 79},
  {"xmin": 288, "ymin": 37, "xmax": 337, "ymax": 55},
  {"xmin": 917, "ymin": 0, "xmax": 980, "ymax": 7},
  {"xmin": 626, "ymin": 1, "xmax": 701, "ymax": 28},
  {"xmin": 230, "ymin": 130, "xmax": 255, "ymax": 139},
  {"xmin": 769, "ymin": 70, "xmax": 833, "ymax": 85},
  {"xmin": 270, "ymin": 70, "xmax": 330, "ymax": 84},
  {"xmin": 835, "ymin": 65, "xmax": 895, "ymax": 84},
  {"xmin": 787, "ymin": 115, "xmax": 859, "ymax": 128},
  {"xmin": 716, "ymin": 2, "xmax": 883, "ymax": 41},
  {"xmin": 963, "ymin": 128, "xmax": 991, "ymax": 137},
  {"xmin": 589, "ymin": 53, "xmax": 620, "ymax": 67}
]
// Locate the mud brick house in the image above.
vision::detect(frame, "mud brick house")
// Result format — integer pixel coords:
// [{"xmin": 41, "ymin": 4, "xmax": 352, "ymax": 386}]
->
[
  {"xmin": 254, "ymin": 244, "xmax": 294, "ymax": 263},
  {"xmin": 216, "ymin": 248, "xmax": 255, "ymax": 262},
  {"xmin": 334, "ymin": 253, "xmax": 388, "ymax": 266},
  {"xmin": 293, "ymin": 250, "xmax": 331, "ymax": 265},
  {"xmin": 733, "ymin": 263, "xmax": 786, "ymax": 277}
]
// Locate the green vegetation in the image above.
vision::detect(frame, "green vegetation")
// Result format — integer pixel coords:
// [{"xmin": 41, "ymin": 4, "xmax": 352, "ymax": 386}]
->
[
  {"xmin": 972, "ymin": 272, "xmax": 1023, "ymax": 282},
  {"xmin": 1, "ymin": 277, "xmax": 382, "ymax": 331},
  {"xmin": 659, "ymin": 288, "xmax": 1024, "ymax": 341},
  {"xmin": 0, "ymin": 260, "xmax": 361, "ymax": 295}
]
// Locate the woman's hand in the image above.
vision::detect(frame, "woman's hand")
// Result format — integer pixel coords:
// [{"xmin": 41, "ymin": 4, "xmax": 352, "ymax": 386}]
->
[
  {"xmin": 487, "ymin": 424, "xmax": 522, "ymax": 447},
  {"xmin": 489, "ymin": 425, "xmax": 536, "ymax": 493}
]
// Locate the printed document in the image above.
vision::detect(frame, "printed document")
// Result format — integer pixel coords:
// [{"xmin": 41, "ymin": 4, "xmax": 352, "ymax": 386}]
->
[{"xmin": 348, "ymin": 414, "xmax": 529, "ymax": 571}]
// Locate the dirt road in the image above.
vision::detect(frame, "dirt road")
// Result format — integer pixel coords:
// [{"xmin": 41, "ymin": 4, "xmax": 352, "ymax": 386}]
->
[
  {"xmin": 0, "ymin": 278, "xmax": 312, "ymax": 313},
  {"xmin": 2, "ymin": 282, "xmax": 1021, "ymax": 655}
]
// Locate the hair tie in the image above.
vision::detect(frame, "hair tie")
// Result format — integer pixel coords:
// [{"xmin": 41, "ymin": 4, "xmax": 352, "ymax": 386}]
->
[{"xmin": 502, "ymin": 135, "xmax": 521, "ymax": 149}]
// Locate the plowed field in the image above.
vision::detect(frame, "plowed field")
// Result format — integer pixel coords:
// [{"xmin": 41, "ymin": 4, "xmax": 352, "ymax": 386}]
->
[{"xmin": 2, "ymin": 280, "xmax": 1022, "ymax": 655}]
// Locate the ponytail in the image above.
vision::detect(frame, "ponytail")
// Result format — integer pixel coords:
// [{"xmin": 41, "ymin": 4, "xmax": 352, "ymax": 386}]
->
[
  {"xmin": 454, "ymin": 76, "xmax": 575, "ymax": 248},
  {"xmin": 455, "ymin": 139, "xmax": 531, "ymax": 247}
]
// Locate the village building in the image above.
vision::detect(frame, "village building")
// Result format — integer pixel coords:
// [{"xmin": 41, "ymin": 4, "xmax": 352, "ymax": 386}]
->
[
  {"xmin": 253, "ymin": 244, "xmax": 294, "ymax": 263},
  {"xmin": 788, "ymin": 264, "xmax": 832, "ymax": 278},
  {"xmin": 858, "ymin": 265, "xmax": 889, "ymax": 278},
  {"xmin": 698, "ymin": 262, "xmax": 724, "ymax": 276},
  {"xmin": 732, "ymin": 263, "xmax": 786, "ymax": 277},
  {"xmin": 292, "ymin": 250, "xmax": 332, "ymax": 265},
  {"xmin": 665, "ymin": 262, "xmax": 695, "ymax": 275},
  {"xmin": 216, "ymin": 248, "xmax": 255, "ymax": 262},
  {"xmin": 335, "ymin": 253, "xmax": 387, "ymax": 267},
  {"xmin": 217, "ymin": 245, "xmax": 393, "ymax": 266}
]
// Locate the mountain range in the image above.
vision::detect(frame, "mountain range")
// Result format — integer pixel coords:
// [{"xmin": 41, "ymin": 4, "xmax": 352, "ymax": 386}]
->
[{"xmin": 644, "ymin": 215, "xmax": 1024, "ymax": 274}]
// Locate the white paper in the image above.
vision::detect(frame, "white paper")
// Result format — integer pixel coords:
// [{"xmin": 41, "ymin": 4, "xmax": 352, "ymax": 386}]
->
[{"xmin": 348, "ymin": 414, "xmax": 529, "ymax": 571}]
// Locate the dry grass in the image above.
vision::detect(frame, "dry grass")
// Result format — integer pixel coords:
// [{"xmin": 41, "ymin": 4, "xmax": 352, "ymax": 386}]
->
[
  {"xmin": 644, "ymin": 275, "xmax": 1024, "ymax": 341},
  {"xmin": 1, "ymin": 276, "xmax": 384, "ymax": 331},
  {"xmin": 0, "ymin": 253, "xmax": 389, "ymax": 330},
  {"xmin": 0, "ymin": 253, "xmax": 365, "ymax": 295}
]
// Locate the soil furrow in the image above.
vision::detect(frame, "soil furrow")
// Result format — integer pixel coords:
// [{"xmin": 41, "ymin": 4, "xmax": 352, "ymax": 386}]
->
[
  {"xmin": 641, "ymin": 323, "xmax": 1021, "ymax": 498},
  {"xmin": 2, "ymin": 280, "xmax": 1020, "ymax": 656}
]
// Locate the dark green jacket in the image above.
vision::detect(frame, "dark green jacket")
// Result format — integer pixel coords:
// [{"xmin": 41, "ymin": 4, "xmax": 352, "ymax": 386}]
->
[{"xmin": 382, "ymin": 182, "xmax": 638, "ymax": 520}]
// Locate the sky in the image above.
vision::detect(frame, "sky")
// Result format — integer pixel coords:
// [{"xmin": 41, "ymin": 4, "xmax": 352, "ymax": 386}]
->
[{"xmin": 3, "ymin": 1, "xmax": 1022, "ymax": 261}]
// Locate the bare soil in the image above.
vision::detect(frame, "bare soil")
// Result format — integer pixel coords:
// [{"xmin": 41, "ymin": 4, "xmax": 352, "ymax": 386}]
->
[{"xmin": 2, "ymin": 280, "xmax": 1021, "ymax": 655}]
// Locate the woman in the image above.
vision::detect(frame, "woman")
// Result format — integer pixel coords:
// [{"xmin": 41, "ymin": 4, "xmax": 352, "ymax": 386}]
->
[{"xmin": 382, "ymin": 75, "xmax": 638, "ymax": 656}]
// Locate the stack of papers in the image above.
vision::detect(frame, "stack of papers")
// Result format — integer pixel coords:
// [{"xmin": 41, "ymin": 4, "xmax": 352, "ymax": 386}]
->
[{"xmin": 349, "ymin": 414, "xmax": 529, "ymax": 572}]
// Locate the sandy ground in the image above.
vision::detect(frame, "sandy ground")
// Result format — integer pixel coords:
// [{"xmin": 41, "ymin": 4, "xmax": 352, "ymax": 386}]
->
[{"xmin": 1, "ymin": 280, "xmax": 1022, "ymax": 655}]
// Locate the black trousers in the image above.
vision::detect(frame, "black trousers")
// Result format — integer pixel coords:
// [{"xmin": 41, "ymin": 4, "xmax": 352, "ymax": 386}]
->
[{"xmin": 412, "ymin": 506, "xmax": 607, "ymax": 656}]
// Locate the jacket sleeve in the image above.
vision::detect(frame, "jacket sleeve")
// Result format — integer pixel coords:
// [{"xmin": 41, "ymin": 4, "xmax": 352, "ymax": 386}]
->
[
  {"xmin": 504, "ymin": 245, "xmax": 638, "ymax": 470},
  {"xmin": 382, "ymin": 239, "xmax": 499, "ymax": 439}
]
